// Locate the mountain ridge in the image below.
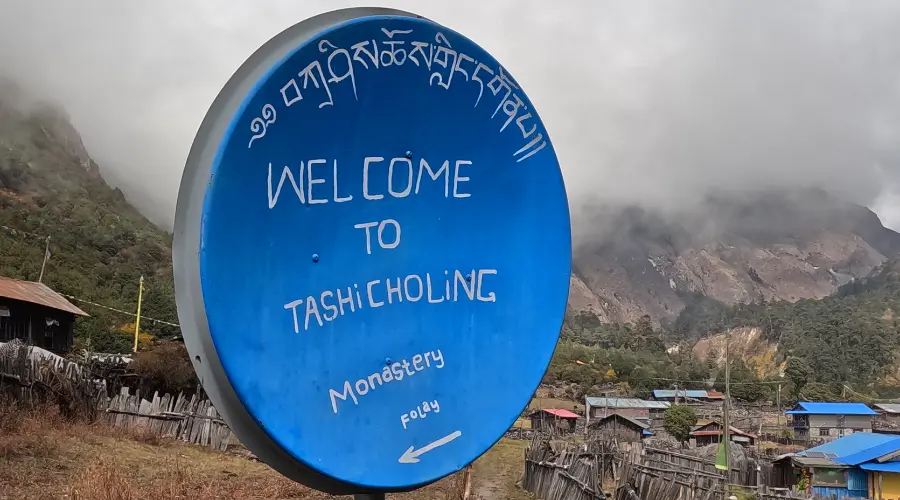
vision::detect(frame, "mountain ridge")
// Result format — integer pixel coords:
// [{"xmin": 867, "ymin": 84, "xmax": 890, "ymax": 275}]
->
[{"xmin": 569, "ymin": 189, "xmax": 900, "ymax": 324}]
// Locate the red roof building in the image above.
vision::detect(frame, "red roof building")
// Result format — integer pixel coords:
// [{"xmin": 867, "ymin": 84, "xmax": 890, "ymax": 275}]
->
[{"xmin": 529, "ymin": 408, "xmax": 580, "ymax": 435}]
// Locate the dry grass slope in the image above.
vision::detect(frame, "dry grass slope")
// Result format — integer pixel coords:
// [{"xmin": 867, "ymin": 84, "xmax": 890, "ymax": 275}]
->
[{"xmin": 0, "ymin": 399, "xmax": 470, "ymax": 500}]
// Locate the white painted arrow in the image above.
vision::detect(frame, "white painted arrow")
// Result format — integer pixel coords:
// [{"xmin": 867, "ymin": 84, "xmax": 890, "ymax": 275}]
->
[{"xmin": 398, "ymin": 430, "xmax": 462, "ymax": 464}]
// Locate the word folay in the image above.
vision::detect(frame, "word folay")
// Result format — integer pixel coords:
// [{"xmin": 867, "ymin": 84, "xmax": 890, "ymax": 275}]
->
[{"xmin": 398, "ymin": 430, "xmax": 462, "ymax": 464}]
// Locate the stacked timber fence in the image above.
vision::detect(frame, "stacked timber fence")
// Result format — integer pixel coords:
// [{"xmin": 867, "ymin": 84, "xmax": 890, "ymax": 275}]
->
[
  {"xmin": 99, "ymin": 387, "xmax": 236, "ymax": 451},
  {"xmin": 522, "ymin": 436, "xmax": 842, "ymax": 500},
  {"xmin": 522, "ymin": 437, "xmax": 604, "ymax": 500},
  {"xmin": 0, "ymin": 339, "xmax": 102, "ymax": 419},
  {"xmin": 641, "ymin": 446, "xmax": 774, "ymax": 486}
]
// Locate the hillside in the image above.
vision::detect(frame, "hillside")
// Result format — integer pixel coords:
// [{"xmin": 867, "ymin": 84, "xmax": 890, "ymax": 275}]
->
[
  {"xmin": 4, "ymin": 76, "xmax": 900, "ymax": 400},
  {"xmin": 0, "ymin": 77, "xmax": 177, "ymax": 352},
  {"xmin": 570, "ymin": 189, "xmax": 900, "ymax": 324},
  {"xmin": 668, "ymin": 254, "xmax": 900, "ymax": 398}
]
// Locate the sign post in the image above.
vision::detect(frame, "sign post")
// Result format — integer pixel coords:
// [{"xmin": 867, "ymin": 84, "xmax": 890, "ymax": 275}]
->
[{"xmin": 174, "ymin": 7, "xmax": 571, "ymax": 496}]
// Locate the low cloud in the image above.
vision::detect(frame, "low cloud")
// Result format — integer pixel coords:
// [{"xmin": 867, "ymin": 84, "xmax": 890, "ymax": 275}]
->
[{"xmin": 0, "ymin": 1, "xmax": 898, "ymax": 229}]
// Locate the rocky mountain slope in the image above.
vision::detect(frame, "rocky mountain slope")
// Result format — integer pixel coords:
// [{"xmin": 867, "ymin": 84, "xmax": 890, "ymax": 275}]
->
[
  {"xmin": 570, "ymin": 189, "xmax": 900, "ymax": 324},
  {"xmin": 0, "ymin": 77, "xmax": 177, "ymax": 351}
]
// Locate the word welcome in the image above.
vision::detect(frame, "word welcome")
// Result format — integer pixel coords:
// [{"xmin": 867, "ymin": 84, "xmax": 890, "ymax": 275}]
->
[
  {"xmin": 267, "ymin": 157, "xmax": 475, "ymax": 209},
  {"xmin": 283, "ymin": 268, "xmax": 497, "ymax": 333},
  {"xmin": 401, "ymin": 400, "xmax": 440, "ymax": 430},
  {"xmin": 329, "ymin": 349, "xmax": 445, "ymax": 414},
  {"xmin": 246, "ymin": 27, "xmax": 548, "ymax": 163}
]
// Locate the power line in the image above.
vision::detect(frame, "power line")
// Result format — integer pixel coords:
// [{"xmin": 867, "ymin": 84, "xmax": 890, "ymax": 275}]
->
[
  {"xmin": 61, "ymin": 293, "xmax": 181, "ymax": 328},
  {"xmin": 650, "ymin": 376, "xmax": 784, "ymax": 386},
  {"xmin": 0, "ymin": 223, "xmax": 180, "ymax": 329}
]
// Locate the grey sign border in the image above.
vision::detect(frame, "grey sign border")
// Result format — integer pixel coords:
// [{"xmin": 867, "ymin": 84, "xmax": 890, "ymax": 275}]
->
[{"xmin": 173, "ymin": 7, "xmax": 426, "ymax": 495}]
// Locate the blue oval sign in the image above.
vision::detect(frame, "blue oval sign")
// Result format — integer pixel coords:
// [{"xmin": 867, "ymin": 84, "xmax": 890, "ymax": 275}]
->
[{"xmin": 175, "ymin": 7, "xmax": 570, "ymax": 493}]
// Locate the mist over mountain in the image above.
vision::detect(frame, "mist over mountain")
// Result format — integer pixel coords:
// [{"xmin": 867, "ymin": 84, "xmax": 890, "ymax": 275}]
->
[{"xmin": 569, "ymin": 188, "xmax": 900, "ymax": 323}]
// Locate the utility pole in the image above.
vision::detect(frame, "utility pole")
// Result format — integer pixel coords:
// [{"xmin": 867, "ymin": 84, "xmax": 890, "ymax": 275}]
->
[
  {"xmin": 723, "ymin": 332, "xmax": 731, "ymax": 481},
  {"xmin": 133, "ymin": 276, "xmax": 144, "ymax": 353},
  {"xmin": 37, "ymin": 236, "xmax": 50, "ymax": 283},
  {"xmin": 776, "ymin": 383, "xmax": 782, "ymax": 426}
]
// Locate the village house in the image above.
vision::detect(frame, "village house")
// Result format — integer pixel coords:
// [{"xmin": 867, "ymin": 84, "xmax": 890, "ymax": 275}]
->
[
  {"xmin": 587, "ymin": 413, "xmax": 652, "ymax": 444},
  {"xmin": 528, "ymin": 408, "xmax": 579, "ymax": 435},
  {"xmin": 584, "ymin": 396, "xmax": 669, "ymax": 427},
  {"xmin": 689, "ymin": 420, "xmax": 757, "ymax": 447},
  {"xmin": 787, "ymin": 402, "xmax": 877, "ymax": 442},
  {"xmin": 0, "ymin": 276, "xmax": 87, "ymax": 354},
  {"xmin": 874, "ymin": 404, "xmax": 900, "ymax": 430},
  {"xmin": 651, "ymin": 389, "xmax": 725, "ymax": 403},
  {"xmin": 773, "ymin": 432, "xmax": 900, "ymax": 500}
]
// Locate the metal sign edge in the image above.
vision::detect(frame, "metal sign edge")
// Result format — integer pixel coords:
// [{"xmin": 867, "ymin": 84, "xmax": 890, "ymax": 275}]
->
[{"xmin": 173, "ymin": 7, "xmax": 425, "ymax": 495}]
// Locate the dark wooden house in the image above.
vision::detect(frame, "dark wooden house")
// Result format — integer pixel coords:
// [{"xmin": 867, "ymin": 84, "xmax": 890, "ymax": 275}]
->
[
  {"xmin": 0, "ymin": 276, "xmax": 88, "ymax": 354},
  {"xmin": 690, "ymin": 420, "xmax": 757, "ymax": 447},
  {"xmin": 587, "ymin": 413, "xmax": 652, "ymax": 443},
  {"xmin": 529, "ymin": 408, "xmax": 579, "ymax": 434}
]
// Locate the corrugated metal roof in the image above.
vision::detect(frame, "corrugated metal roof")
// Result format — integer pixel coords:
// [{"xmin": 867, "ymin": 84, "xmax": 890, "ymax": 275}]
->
[
  {"xmin": 801, "ymin": 433, "xmax": 900, "ymax": 465},
  {"xmin": 536, "ymin": 408, "xmax": 579, "ymax": 419},
  {"xmin": 875, "ymin": 404, "xmax": 900, "ymax": 414},
  {"xmin": 589, "ymin": 413, "xmax": 650, "ymax": 429},
  {"xmin": 653, "ymin": 389, "xmax": 709, "ymax": 399},
  {"xmin": 585, "ymin": 397, "xmax": 670, "ymax": 409},
  {"xmin": 0, "ymin": 277, "xmax": 87, "ymax": 316},
  {"xmin": 860, "ymin": 461, "xmax": 900, "ymax": 472},
  {"xmin": 785, "ymin": 402, "xmax": 877, "ymax": 415},
  {"xmin": 691, "ymin": 422, "xmax": 757, "ymax": 438},
  {"xmin": 792, "ymin": 456, "xmax": 846, "ymax": 468}
]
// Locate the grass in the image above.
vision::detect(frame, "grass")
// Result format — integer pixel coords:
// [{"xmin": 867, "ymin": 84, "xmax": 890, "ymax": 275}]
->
[
  {"xmin": 0, "ymin": 398, "xmax": 527, "ymax": 499},
  {"xmin": 470, "ymin": 439, "xmax": 531, "ymax": 500}
]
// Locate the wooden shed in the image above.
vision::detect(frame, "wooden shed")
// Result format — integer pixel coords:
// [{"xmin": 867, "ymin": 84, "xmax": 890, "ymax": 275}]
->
[
  {"xmin": 690, "ymin": 420, "xmax": 757, "ymax": 447},
  {"xmin": 0, "ymin": 276, "xmax": 87, "ymax": 354},
  {"xmin": 874, "ymin": 404, "xmax": 900, "ymax": 430},
  {"xmin": 529, "ymin": 408, "xmax": 579, "ymax": 435},
  {"xmin": 587, "ymin": 413, "xmax": 652, "ymax": 443}
]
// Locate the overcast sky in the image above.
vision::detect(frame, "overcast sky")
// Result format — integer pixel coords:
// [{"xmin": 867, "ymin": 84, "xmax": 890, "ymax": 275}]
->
[{"xmin": 1, "ymin": 1, "xmax": 899, "ymax": 230}]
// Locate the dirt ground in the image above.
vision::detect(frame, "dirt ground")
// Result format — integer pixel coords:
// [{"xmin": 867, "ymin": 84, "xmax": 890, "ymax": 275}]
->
[
  {"xmin": 470, "ymin": 439, "xmax": 531, "ymax": 500},
  {"xmin": 0, "ymin": 403, "xmax": 528, "ymax": 500}
]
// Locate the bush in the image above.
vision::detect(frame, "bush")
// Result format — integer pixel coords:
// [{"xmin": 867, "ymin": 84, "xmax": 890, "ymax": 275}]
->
[
  {"xmin": 664, "ymin": 404, "xmax": 698, "ymax": 445},
  {"xmin": 130, "ymin": 341, "xmax": 198, "ymax": 395}
]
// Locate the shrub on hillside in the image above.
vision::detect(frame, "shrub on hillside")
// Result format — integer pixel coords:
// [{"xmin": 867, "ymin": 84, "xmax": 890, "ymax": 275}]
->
[{"xmin": 130, "ymin": 341, "xmax": 198, "ymax": 395}]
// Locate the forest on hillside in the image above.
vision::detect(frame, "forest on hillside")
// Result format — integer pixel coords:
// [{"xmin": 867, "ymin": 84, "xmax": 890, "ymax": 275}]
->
[
  {"xmin": 554, "ymin": 259, "xmax": 900, "ymax": 403},
  {"xmin": 3, "ymin": 86, "xmax": 900, "ymax": 403},
  {"xmin": 0, "ymin": 96, "xmax": 178, "ymax": 353}
]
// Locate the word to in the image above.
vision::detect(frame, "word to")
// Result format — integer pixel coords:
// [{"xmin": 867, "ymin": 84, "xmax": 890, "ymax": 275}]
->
[
  {"xmin": 329, "ymin": 349, "xmax": 445, "ymax": 414},
  {"xmin": 283, "ymin": 269, "xmax": 498, "ymax": 333},
  {"xmin": 401, "ymin": 400, "xmax": 441, "ymax": 430}
]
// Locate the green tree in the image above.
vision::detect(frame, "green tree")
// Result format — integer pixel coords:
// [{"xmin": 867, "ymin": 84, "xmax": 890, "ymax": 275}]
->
[
  {"xmin": 664, "ymin": 404, "xmax": 698, "ymax": 446},
  {"xmin": 785, "ymin": 357, "xmax": 812, "ymax": 397}
]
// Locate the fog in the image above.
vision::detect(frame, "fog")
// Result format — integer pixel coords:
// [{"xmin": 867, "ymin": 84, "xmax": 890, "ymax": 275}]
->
[{"xmin": 0, "ymin": 1, "xmax": 898, "ymax": 230}]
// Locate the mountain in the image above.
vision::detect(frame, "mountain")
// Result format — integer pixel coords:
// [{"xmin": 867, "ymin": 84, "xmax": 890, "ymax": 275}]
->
[
  {"xmin": 0, "ymin": 77, "xmax": 177, "ymax": 352},
  {"xmin": 570, "ymin": 188, "xmax": 900, "ymax": 324}
]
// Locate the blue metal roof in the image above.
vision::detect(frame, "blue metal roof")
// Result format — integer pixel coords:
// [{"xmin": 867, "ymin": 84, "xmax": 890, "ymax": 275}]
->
[
  {"xmin": 860, "ymin": 461, "xmax": 900, "ymax": 473},
  {"xmin": 785, "ymin": 402, "xmax": 877, "ymax": 415},
  {"xmin": 653, "ymin": 389, "xmax": 708, "ymax": 399},
  {"xmin": 801, "ymin": 433, "xmax": 900, "ymax": 466}
]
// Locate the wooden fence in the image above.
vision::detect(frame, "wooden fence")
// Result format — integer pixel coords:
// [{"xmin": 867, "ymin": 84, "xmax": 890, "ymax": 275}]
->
[
  {"xmin": 522, "ymin": 437, "xmax": 604, "ymax": 500},
  {"xmin": 521, "ymin": 435, "xmax": 844, "ymax": 500},
  {"xmin": 0, "ymin": 342, "xmax": 238, "ymax": 452},
  {"xmin": 0, "ymin": 339, "xmax": 102, "ymax": 419},
  {"xmin": 99, "ymin": 387, "xmax": 236, "ymax": 452}
]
